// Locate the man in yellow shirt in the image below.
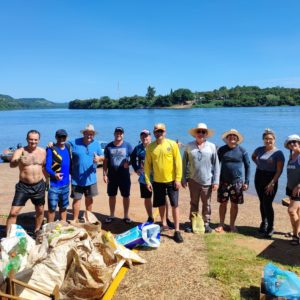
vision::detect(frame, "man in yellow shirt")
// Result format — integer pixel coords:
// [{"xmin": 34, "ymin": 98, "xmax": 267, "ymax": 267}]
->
[{"xmin": 144, "ymin": 123, "xmax": 183, "ymax": 243}]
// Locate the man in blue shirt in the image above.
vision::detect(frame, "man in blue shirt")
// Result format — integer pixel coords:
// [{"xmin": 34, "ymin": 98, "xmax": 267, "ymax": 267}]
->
[
  {"xmin": 103, "ymin": 127, "xmax": 133, "ymax": 224},
  {"xmin": 69, "ymin": 124, "xmax": 103, "ymax": 221},
  {"xmin": 45, "ymin": 129, "xmax": 71, "ymax": 222}
]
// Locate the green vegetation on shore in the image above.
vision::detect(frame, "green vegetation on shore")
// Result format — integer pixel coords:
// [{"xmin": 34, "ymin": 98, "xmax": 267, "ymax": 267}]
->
[
  {"xmin": 0, "ymin": 94, "xmax": 67, "ymax": 110},
  {"xmin": 69, "ymin": 86, "xmax": 300, "ymax": 109}
]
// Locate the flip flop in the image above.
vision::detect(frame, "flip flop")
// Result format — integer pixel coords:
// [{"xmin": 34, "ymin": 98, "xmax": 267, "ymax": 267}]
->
[
  {"xmin": 290, "ymin": 235, "xmax": 299, "ymax": 246},
  {"xmin": 160, "ymin": 225, "xmax": 170, "ymax": 232},
  {"xmin": 284, "ymin": 232, "xmax": 293, "ymax": 238},
  {"xmin": 123, "ymin": 218, "xmax": 132, "ymax": 224},
  {"xmin": 215, "ymin": 226, "xmax": 224, "ymax": 233}
]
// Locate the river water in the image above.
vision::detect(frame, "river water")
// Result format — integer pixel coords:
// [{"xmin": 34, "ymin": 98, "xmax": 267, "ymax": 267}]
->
[{"xmin": 0, "ymin": 106, "xmax": 299, "ymax": 201}]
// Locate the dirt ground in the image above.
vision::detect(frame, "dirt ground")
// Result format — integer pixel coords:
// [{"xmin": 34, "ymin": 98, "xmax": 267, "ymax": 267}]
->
[{"xmin": 0, "ymin": 163, "xmax": 297, "ymax": 299}]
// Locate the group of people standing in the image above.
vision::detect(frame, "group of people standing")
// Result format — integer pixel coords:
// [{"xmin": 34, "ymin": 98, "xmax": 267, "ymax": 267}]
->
[{"xmin": 5, "ymin": 122, "xmax": 300, "ymax": 246}]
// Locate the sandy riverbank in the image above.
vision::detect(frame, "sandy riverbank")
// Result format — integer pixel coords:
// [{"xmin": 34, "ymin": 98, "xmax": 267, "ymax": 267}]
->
[{"xmin": 0, "ymin": 163, "xmax": 294, "ymax": 299}]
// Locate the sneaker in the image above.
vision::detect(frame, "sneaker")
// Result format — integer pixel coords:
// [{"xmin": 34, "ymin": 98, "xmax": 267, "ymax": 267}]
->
[
  {"xmin": 184, "ymin": 226, "xmax": 192, "ymax": 233},
  {"xmin": 204, "ymin": 224, "xmax": 213, "ymax": 233},
  {"xmin": 147, "ymin": 216, "xmax": 154, "ymax": 223},
  {"xmin": 258, "ymin": 222, "xmax": 267, "ymax": 234},
  {"xmin": 264, "ymin": 228, "xmax": 274, "ymax": 239},
  {"xmin": 167, "ymin": 218, "xmax": 175, "ymax": 229},
  {"xmin": 174, "ymin": 231, "xmax": 184, "ymax": 243}
]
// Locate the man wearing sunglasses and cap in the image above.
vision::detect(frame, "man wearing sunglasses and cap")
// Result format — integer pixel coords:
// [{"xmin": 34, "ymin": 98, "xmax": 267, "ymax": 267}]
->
[
  {"xmin": 144, "ymin": 123, "xmax": 183, "ymax": 243},
  {"xmin": 45, "ymin": 129, "xmax": 72, "ymax": 222},
  {"xmin": 182, "ymin": 123, "xmax": 220, "ymax": 233}
]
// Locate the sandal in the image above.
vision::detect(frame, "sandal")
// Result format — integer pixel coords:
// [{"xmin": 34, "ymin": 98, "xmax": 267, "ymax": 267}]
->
[
  {"xmin": 284, "ymin": 232, "xmax": 293, "ymax": 238},
  {"xmin": 230, "ymin": 227, "xmax": 239, "ymax": 233},
  {"xmin": 105, "ymin": 217, "xmax": 114, "ymax": 224},
  {"xmin": 215, "ymin": 226, "xmax": 224, "ymax": 233},
  {"xmin": 160, "ymin": 225, "xmax": 170, "ymax": 232},
  {"xmin": 123, "ymin": 218, "xmax": 132, "ymax": 224},
  {"xmin": 290, "ymin": 235, "xmax": 300, "ymax": 246}
]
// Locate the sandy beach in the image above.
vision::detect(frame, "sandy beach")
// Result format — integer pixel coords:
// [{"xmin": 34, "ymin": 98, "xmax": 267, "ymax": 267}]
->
[{"xmin": 0, "ymin": 163, "xmax": 295, "ymax": 299}]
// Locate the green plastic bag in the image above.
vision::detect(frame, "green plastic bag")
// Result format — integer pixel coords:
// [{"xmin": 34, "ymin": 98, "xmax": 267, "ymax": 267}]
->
[{"xmin": 191, "ymin": 212, "xmax": 205, "ymax": 234}]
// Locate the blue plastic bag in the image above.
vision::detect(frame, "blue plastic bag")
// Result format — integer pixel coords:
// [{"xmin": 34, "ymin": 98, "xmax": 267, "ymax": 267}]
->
[
  {"xmin": 115, "ymin": 222, "xmax": 160, "ymax": 248},
  {"xmin": 264, "ymin": 263, "xmax": 300, "ymax": 298}
]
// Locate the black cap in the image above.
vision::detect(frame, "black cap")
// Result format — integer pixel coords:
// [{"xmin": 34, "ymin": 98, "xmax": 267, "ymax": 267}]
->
[
  {"xmin": 114, "ymin": 127, "xmax": 124, "ymax": 133},
  {"xmin": 55, "ymin": 129, "xmax": 68, "ymax": 137}
]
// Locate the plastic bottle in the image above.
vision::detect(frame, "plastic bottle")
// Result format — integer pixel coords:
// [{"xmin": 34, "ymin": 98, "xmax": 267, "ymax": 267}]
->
[{"xmin": 3, "ymin": 255, "xmax": 21, "ymax": 277}]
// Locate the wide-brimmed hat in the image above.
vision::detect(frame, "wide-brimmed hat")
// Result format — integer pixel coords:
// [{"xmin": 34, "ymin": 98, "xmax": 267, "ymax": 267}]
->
[
  {"xmin": 284, "ymin": 134, "xmax": 300, "ymax": 149},
  {"xmin": 154, "ymin": 123, "xmax": 166, "ymax": 132},
  {"xmin": 80, "ymin": 124, "xmax": 97, "ymax": 134},
  {"xmin": 188, "ymin": 123, "xmax": 214, "ymax": 138},
  {"xmin": 222, "ymin": 129, "xmax": 244, "ymax": 144}
]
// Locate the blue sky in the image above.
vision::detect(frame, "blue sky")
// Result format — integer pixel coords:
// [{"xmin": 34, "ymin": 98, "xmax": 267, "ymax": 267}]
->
[{"xmin": 1, "ymin": 0, "xmax": 300, "ymax": 102}]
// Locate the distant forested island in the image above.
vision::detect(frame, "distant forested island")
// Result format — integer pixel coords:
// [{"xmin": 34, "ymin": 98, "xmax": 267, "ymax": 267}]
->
[
  {"xmin": 0, "ymin": 94, "xmax": 67, "ymax": 110},
  {"xmin": 69, "ymin": 86, "xmax": 300, "ymax": 109}
]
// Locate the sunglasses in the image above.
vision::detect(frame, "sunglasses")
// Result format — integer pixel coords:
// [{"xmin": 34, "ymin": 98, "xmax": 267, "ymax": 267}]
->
[
  {"xmin": 197, "ymin": 150, "xmax": 202, "ymax": 161},
  {"xmin": 155, "ymin": 130, "xmax": 165, "ymax": 134},
  {"xmin": 57, "ymin": 135, "xmax": 67, "ymax": 139},
  {"xmin": 196, "ymin": 130, "xmax": 207, "ymax": 135},
  {"xmin": 288, "ymin": 140, "xmax": 298, "ymax": 145}
]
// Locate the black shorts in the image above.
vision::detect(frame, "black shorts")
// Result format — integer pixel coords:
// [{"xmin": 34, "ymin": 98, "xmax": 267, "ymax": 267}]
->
[
  {"xmin": 107, "ymin": 174, "xmax": 131, "ymax": 197},
  {"xmin": 71, "ymin": 184, "xmax": 98, "ymax": 200},
  {"xmin": 140, "ymin": 182, "xmax": 152, "ymax": 199},
  {"xmin": 286, "ymin": 187, "xmax": 300, "ymax": 201},
  {"xmin": 153, "ymin": 181, "xmax": 179, "ymax": 208},
  {"xmin": 12, "ymin": 180, "xmax": 46, "ymax": 207}
]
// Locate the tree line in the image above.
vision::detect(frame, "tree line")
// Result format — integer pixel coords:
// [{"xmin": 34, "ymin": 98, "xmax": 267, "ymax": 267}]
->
[{"xmin": 68, "ymin": 86, "xmax": 300, "ymax": 109}]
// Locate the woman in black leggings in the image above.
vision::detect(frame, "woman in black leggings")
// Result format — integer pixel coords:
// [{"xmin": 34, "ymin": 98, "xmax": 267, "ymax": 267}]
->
[{"xmin": 252, "ymin": 129, "xmax": 285, "ymax": 238}]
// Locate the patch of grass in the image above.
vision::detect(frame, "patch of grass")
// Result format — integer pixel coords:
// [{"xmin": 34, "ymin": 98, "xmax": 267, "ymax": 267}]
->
[{"xmin": 204, "ymin": 233, "xmax": 300, "ymax": 300}]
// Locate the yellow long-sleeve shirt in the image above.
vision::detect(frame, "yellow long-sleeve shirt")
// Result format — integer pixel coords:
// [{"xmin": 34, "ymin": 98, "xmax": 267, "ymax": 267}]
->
[{"xmin": 144, "ymin": 138, "xmax": 182, "ymax": 184}]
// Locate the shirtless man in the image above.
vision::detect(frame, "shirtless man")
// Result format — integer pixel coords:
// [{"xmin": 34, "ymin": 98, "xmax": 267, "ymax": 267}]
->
[{"xmin": 6, "ymin": 130, "xmax": 46, "ymax": 235}]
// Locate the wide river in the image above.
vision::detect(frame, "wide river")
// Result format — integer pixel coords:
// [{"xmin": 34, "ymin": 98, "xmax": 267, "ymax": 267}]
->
[{"xmin": 0, "ymin": 106, "xmax": 299, "ymax": 201}]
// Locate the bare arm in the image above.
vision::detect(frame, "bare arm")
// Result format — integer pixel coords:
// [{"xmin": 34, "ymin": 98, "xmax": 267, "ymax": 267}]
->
[
  {"xmin": 103, "ymin": 157, "xmax": 108, "ymax": 183},
  {"xmin": 10, "ymin": 148, "xmax": 23, "ymax": 168}
]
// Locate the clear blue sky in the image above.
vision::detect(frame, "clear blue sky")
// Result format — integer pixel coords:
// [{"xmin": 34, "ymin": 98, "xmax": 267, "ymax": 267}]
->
[{"xmin": 1, "ymin": 0, "xmax": 300, "ymax": 102}]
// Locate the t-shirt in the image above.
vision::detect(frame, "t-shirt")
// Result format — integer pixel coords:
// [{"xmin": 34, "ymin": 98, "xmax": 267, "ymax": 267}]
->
[
  {"xmin": 45, "ymin": 146, "xmax": 71, "ymax": 187},
  {"xmin": 253, "ymin": 146, "xmax": 285, "ymax": 172},
  {"xmin": 144, "ymin": 138, "xmax": 182, "ymax": 184},
  {"xmin": 218, "ymin": 144, "xmax": 250, "ymax": 184},
  {"xmin": 104, "ymin": 141, "xmax": 133, "ymax": 176},
  {"xmin": 182, "ymin": 140, "xmax": 219, "ymax": 185},
  {"xmin": 69, "ymin": 138, "xmax": 103, "ymax": 186},
  {"xmin": 287, "ymin": 154, "xmax": 300, "ymax": 190}
]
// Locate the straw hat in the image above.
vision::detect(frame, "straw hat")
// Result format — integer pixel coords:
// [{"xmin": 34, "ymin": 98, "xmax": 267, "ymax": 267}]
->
[
  {"xmin": 222, "ymin": 129, "xmax": 244, "ymax": 144},
  {"xmin": 284, "ymin": 134, "xmax": 300, "ymax": 149},
  {"xmin": 188, "ymin": 123, "xmax": 214, "ymax": 138},
  {"xmin": 80, "ymin": 124, "xmax": 97, "ymax": 134}
]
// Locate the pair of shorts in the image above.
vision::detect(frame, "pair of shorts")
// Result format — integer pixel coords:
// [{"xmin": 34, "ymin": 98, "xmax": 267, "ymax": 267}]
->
[
  {"xmin": 152, "ymin": 181, "xmax": 179, "ymax": 208},
  {"xmin": 286, "ymin": 187, "xmax": 300, "ymax": 201},
  {"xmin": 12, "ymin": 180, "xmax": 46, "ymax": 207},
  {"xmin": 107, "ymin": 174, "xmax": 131, "ymax": 197},
  {"xmin": 48, "ymin": 184, "xmax": 70, "ymax": 211},
  {"xmin": 71, "ymin": 183, "xmax": 98, "ymax": 200},
  {"xmin": 217, "ymin": 181, "xmax": 244, "ymax": 204},
  {"xmin": 140, "ymin": 182, "xmax": 152, "ymax": 199}
]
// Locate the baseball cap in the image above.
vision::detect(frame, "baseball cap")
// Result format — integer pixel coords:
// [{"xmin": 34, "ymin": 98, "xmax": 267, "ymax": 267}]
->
[
  {"xmin": 114, "ymin": 127, "xmax": 124, "ymax": 133},
  {"xmin": 140, "ymin": 129, "xmax": 151, "ymax": 136},
  {"xmin": 55, "ymin": 129, "xmax": 68, "ymax": 137},
  {"xmin": 153, "ymin": 123, "xmax": 166, "ymax": 132}
]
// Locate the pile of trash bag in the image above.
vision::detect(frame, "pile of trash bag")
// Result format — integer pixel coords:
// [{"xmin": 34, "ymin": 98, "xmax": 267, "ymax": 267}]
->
[{"xmin": 0, "ymin": 212, "xmax": 146, "ymax": 300}]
